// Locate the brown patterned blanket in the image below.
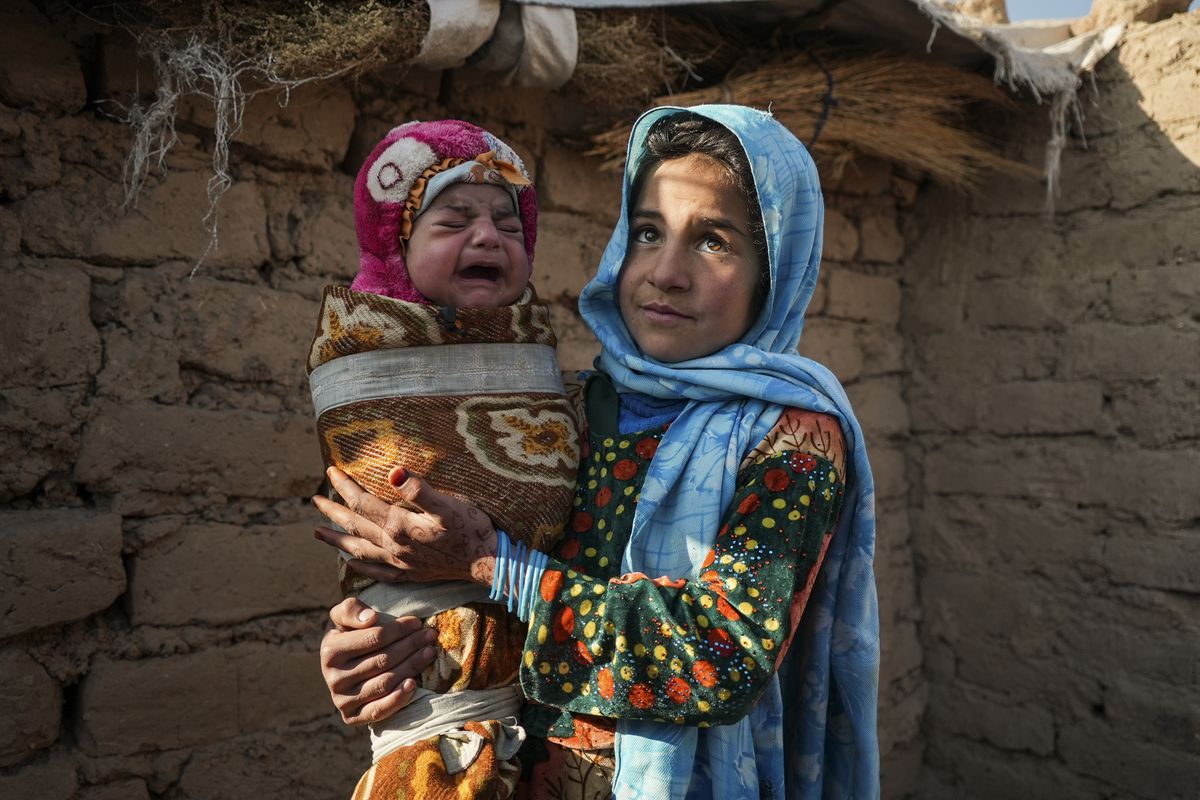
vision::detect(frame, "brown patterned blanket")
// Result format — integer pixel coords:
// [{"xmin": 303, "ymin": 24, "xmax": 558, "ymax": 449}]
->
[
  {"xmin": 306, "ymin": 286, "xmax": 579, "ymax": 761},
  {"xmin": 308, "ymin": 284, "xmax": 578, "ymax": 553}
]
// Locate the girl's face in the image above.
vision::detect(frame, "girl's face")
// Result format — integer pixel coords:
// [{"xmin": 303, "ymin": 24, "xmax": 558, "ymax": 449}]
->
[
  {"xmin": 406, "ymin": 183, "xmax": 530, "ymax": 308},
  {"xmin": 618, "ymin": 154, "xmax": 762, "ymax": 362}
]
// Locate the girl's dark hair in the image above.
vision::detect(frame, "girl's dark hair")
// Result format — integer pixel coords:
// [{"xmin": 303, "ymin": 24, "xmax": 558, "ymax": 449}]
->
[{"xmin": 630, "ymin": 111, "xmax": 770, "ymax": 310}]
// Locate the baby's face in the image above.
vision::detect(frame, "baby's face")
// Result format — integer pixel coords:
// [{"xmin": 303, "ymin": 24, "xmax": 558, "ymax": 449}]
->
[{"xmin": 406, "ymin": 183, "xmax": 531, "ymax": 308}]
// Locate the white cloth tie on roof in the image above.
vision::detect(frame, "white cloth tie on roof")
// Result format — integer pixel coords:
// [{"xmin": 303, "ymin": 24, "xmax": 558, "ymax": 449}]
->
[
  {"xmin": 413, "ymin": 0, "xmax": 501, "ymax": 70},
  {"xmin": 512, "ymin": 5, "xmax": 578, "ymax": 89}
]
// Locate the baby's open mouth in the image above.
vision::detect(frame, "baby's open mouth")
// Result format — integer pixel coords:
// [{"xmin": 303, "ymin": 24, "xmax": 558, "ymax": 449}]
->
[{"xmin": 460, "ymin": 264, "xmax": 501, "ymax": 282}]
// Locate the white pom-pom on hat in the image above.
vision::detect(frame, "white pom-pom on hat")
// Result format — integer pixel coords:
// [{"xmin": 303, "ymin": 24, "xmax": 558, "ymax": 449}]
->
[{"xmin": 367, "ymin": 137, "xmax": 437, "ymax": 205}]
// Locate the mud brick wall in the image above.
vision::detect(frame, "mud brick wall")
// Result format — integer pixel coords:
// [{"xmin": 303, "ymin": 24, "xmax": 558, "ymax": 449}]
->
[
  {"xmin": 0, "ymin": 2, "xmax": 922, "ymax": 797},
  {"xmin": 903, "ymin": 14, "xmax": 1200, "ymax": 799}
]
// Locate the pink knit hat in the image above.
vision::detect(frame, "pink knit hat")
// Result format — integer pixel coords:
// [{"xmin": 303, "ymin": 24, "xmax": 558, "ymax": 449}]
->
[{"xmin": 351, "ymin": 120, "xmax": 538, "ymax": 303}]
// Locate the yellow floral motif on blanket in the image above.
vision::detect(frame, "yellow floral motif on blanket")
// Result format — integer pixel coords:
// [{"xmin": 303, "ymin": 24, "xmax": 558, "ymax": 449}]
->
[
  {"xmin": 456, "ymin": 397, "xmax": 579, "ymax": 487},
  {"xmin": 322, "ymin": 416, "xmax": 439, "ymax": 505},
  {"xmin": 496, "ymin": 412, "xmax": 578, "ymax": 468}
]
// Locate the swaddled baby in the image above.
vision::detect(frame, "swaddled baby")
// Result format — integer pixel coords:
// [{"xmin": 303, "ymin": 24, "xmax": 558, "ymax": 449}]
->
[{"xmin": 305, "ymin": 120, "xmax": 579, "ymax": 800}]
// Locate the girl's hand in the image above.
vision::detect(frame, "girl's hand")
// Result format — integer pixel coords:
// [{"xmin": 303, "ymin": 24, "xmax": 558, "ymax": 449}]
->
[
  {"xmin": 312, "ymin": 466, "xmax": 497, "ymax": 585},
  {"xmin": 319, "ymin": 597, "xmax": 439, "ymax": 725}
]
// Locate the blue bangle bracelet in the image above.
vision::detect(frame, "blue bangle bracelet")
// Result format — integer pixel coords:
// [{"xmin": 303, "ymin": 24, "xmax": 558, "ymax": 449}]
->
[
  {"xmin": 515, "ymin": 540, "xmax": 529, "ymax": 613},
  {"xmin": 518, "ymin": 549, "xmax": 547, "ymax": 622},
  {"xmin": 517, "ymin": 548, "xmax": 534, "ymax": 620},
  {"xmin": 490, "ymin": 529, "xmax": 510, "ymax": 602},
  {"xmin": 489, "ymin": 528, "xmax": 549, "ymax": 622}
]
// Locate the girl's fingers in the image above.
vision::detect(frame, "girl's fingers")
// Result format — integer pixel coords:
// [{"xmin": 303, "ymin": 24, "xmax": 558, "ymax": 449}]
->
[
  {"xmin": 320, "ymin": 618, "xmax": 424, "ymax": 671},
  {"xmin": 393, "ymin": 631, "xmax": 439, "ymax": 676},
  {"xmin": 389, "ymin": 471, "xmax": 449, "ymax": 516},
  {"xmin": 311, "ymin": 494, "xmax": 386, "ymax": 546},
  {"xmin": 337, "ymin": 631, "xmax": 440, "ymax": 725},
  {"xmin": 328, "ymin": 597, "xmax": 379, "ymax": 630},
  {"xmin": 344, "ymin": 680, "xmax": 420, "ymax": 726},
  {"xmin": 312, "ymin": 492, "xmax": 425, "ymax": 556},
  {"xmin": 348, "ymin": 665, "xmax": 410, "ymax": 706},
  {"xmin": 312, "ymin": 467, "xmax": 485, "ymax": 584},
  {"xmin": 339, "ymin": 631, "xmax": 437, "ymax": 686},
  {"xmin": 328, "ymin": 467, "xmax": 407, "ymax": 527},
  {"xmin": 345, "ymin": 558, "xmax": 411, "ymax": 583},
  {"xmin": 313, "ymin": 526, "xmax": 393, "ymax": 564},
  {"xmin": 386, "ymin": 466, "xmax": 408, "ymax": 487}
]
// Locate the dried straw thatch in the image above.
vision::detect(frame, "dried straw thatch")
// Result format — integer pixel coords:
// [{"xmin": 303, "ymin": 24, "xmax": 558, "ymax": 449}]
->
[
  {"xmin": 566, "ymin": 10, "xmax": 667, "ymax": 114},
  {"xmin": 563, "ymin": 10, "xmax": 752, "ymax": 116},
  {"xmin": 96, "ymin": 3, "xmax": 1029, "ymax": 265},
  {"xmin": 654, "ymin": 11, "xmax": 756, "ymax": 83},
  {"xmin": 101, "ymin": 0, "xmax": 428, "ymax": 269},
  {"xmin": 590, "ymin": 47, "xmax": 1033, "ymax": 188},
  {"xmin": 115, "ymin": 0, "xmax": 429, "ymax": 79}
]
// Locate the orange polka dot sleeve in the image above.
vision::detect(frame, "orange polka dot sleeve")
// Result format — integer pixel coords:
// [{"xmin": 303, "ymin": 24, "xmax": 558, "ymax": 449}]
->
[{"xmin": 518, "ymin": 435, "xmax": 845, "ymax": 727}]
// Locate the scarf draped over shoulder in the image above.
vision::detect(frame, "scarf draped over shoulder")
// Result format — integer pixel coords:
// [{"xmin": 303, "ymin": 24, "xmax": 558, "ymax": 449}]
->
[{"xmin": 578, "ymin": 104, "xmax": 880, "ymax": 800}]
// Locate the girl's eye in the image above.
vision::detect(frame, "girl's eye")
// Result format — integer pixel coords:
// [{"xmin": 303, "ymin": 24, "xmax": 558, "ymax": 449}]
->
[
  {"xmin": 701, "ymin": 236, "xmax": 729, "ymax": 254},
  {"xmin": 633, "ymin": 226, "xmax": 660, "ymax": 244}
]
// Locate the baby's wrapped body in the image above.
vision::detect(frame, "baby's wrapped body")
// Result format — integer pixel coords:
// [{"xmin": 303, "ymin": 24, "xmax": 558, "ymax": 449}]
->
[{"xmin": 307, "ymin": 286, "xmax": 579, "ymax": 798}]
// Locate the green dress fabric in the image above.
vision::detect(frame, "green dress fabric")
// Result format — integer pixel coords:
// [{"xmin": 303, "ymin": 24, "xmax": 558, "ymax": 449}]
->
[{"xmin": 519, "ymin": 397, "xmax": 846, "ymax": 738}]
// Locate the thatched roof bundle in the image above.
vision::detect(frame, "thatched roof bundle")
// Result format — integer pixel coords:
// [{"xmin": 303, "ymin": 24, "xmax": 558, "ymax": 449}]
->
[
  {"xmin": 112, "ymin": 0, "xmax": 430, "ymax": 79},
  {"xmin": 589, "ymin": 47, "xmax": 1033, "ymax": 188},
  {"xmin": 94, "ymin": 0, "xmax": 1119, "ymax": 247}
]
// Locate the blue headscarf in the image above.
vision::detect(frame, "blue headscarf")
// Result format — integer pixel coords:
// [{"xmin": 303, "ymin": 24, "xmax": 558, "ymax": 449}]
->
[{"xmin": 578, "ymin": 105, "xmax": 880, "ymax": 800}]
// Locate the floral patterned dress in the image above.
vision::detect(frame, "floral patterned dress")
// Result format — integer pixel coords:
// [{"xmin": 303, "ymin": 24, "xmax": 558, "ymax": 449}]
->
[{"xmin": 516, "ymin": 384, "xmax": 848, "ymax": 800}]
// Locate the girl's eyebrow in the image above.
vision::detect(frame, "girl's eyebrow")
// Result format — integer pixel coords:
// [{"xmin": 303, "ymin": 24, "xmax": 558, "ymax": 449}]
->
[
  {"xmin": 631, "ymin": 208, "xmax": 746, "ymax": 236},
  {"xmin": 699, "ymin": 216, "xmax": 746, "ymax": 236}
]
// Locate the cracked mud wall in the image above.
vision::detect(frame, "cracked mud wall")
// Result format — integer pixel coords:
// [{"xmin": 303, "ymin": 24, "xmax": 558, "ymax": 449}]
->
[
  {"xmin": 903, "ymin": 13, "xmax": 1200, "ymax": 799},
  {"xmin": 0, "ymin": 2, "xmax": 922, "ymax": 797}
]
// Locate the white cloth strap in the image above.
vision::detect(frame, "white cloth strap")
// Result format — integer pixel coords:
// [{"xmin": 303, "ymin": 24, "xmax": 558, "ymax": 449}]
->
[
  {"xmin": 357, "ymin": 578, "xmax": 494, "ymax": 621},
  {"xmin": 350, "ymin": 569, "xmax": 522, "ymax": 762},
  {"xmin": 309, "ymin": 342, "xmax": 564, "ymax": 418},
  {"xmin": 369, "ymin": 685, "xmax": 524, "ymax": 761}
]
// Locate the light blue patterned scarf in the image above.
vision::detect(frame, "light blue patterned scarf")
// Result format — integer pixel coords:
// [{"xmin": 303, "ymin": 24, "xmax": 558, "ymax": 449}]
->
[{"xmin": 578, "ymin": 105, "xmax": 880, "ymax": 800}]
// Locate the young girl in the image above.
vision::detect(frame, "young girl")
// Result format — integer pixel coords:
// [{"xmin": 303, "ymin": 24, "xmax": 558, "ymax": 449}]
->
[
  {"xmin": 306, "ymin": 120, "xmax": 579, "ymax": 799},
  {"xmin": 315, "ymin": 105, "xmax": 880, "ymax": 800}
]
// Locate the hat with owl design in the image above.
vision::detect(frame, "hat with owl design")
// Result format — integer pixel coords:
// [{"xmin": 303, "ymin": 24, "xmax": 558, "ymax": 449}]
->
[{"xmin": 351, "ymin": 119, "xmax": 538, "ymax": 302}]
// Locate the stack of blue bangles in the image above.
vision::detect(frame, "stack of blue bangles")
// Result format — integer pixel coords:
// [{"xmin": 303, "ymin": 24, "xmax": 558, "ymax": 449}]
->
[{"xmin": 487, "ymin": 529, "xmax": 549, "ymax": 623}]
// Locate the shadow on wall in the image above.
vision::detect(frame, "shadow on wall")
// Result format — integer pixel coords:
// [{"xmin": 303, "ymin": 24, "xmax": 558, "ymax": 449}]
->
[{"xmin": 901, "ymin": 12, "xmax": 1200, "ymax": 800}]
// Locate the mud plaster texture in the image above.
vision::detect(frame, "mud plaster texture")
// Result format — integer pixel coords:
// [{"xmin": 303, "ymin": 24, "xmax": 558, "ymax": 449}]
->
[
  {"xmin": 0, "ymin": 1, "xmax": 1194, "ymax": 797},
  {"xmin": 903, "ymin": 13, "xmax": 1200, "ymax": 800}
]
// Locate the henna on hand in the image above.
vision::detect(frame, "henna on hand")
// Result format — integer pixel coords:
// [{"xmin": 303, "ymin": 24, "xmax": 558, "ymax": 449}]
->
[{"xmin": 313, "ymin": 467, "xmax": 498, "ymax": 585}]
